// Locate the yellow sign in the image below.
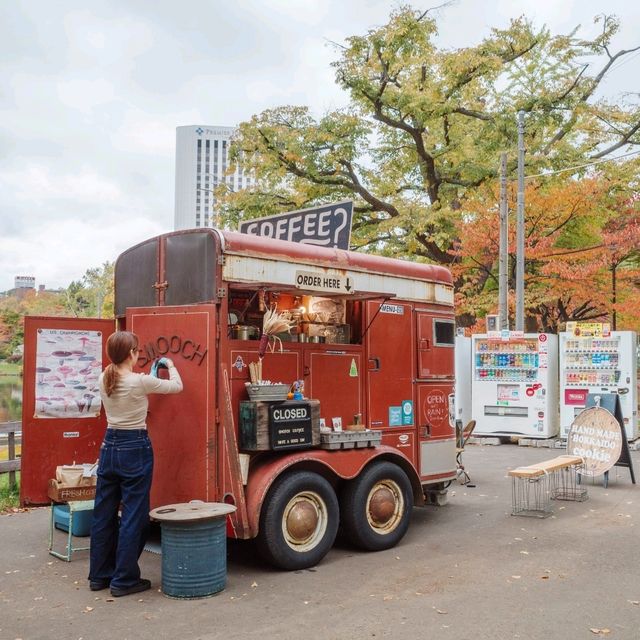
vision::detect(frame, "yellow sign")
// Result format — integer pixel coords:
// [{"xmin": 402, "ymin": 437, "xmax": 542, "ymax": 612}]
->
[{"xmin": 566, "ymin": 321, "xmax": 611, "ymax": 338}]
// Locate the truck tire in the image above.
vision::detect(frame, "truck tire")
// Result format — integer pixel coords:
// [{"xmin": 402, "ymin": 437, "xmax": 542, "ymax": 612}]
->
[
  {"xmin": 340, "ymin": 461, "xmax": 413, "ymax": 551},
  {"xmin": 257, "ymin": 471, "xmax": 339, "ymax": 570}
]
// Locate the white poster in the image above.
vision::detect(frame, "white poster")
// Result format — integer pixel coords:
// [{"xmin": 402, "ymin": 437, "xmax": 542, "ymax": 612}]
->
[{"xmin": 35, "ymin": 329, "xmax": 103, "ymax": 419}]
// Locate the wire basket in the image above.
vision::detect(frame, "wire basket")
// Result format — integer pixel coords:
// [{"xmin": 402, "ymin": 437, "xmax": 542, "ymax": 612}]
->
[{"xmin": 245, "ymin": 382, "xmax": 290, "ymax": 402}]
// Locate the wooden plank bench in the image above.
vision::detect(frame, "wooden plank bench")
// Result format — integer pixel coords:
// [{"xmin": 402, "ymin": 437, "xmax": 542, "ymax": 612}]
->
[{"xmin": 508, "ymin": 455, "xmax": 587, "ymax": 517}]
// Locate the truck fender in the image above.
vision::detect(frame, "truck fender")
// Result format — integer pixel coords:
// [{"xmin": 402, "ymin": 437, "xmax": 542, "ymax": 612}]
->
[{"xmin": 245, "ymin": 445, "xmax": 424, "ymax": 538}]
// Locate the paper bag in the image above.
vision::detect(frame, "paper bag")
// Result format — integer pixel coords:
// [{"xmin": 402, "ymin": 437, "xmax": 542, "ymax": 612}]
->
[{"xmin": 55, "ymin": 462, "xmax": 98, "ymax": 487}]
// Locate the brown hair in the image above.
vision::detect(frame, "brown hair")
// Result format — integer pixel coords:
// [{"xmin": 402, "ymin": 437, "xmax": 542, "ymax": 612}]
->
[{"xmin": 103, "ymin": 331, "xmax": 139, "ymax": 397}]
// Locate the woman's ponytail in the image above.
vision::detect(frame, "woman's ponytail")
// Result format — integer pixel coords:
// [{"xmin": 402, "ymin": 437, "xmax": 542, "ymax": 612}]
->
[
  {"xmin": 103, "ymin": 363, "xmax": 119, "ymax": 397},
  {"xmin": 102, "ymin": 331, "xmax": 139, "ymax": 396}
]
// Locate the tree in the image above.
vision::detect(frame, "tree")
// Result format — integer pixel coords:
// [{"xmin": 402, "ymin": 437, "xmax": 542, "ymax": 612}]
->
[
  {"xmin": 451, "ymin": 176, "xmax": 640, "ymax": 331},
  {"xmin": 64, "ymin": 262, "xmax": 114, "ymax": 318},
  {"xmin": 219, "ymin": 6, "xmax": 639, "ymax": 324}
]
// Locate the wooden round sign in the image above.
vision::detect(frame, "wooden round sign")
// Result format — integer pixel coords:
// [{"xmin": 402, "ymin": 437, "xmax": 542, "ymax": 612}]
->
[{"xmin": 567, "ymin": 406, "xmax": 622, "ymax": 476}]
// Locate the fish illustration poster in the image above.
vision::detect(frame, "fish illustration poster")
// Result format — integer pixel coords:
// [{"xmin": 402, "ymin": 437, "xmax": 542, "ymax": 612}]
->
[{"xmin": 35, "ymin": 329, "xmax": 103, "ymax": 418}]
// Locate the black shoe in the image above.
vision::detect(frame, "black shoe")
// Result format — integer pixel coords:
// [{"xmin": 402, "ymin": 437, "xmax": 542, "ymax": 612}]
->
[
  {"xmin": 89, "ymin": 579, "xmax": 110, "ymax": 591},
  {"xmin": 110, "ymin": 578, "xmax": 151, "ymax": 597}
]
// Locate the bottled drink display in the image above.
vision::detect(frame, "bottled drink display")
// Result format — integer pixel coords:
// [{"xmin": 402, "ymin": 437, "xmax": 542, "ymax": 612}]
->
[{"xmin": 474, "ymin": 338, "xmax": 539, "ymax": 382}]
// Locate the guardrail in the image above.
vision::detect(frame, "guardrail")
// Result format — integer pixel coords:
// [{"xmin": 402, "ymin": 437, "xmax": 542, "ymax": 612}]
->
[{"xmin": 0, "ymin": 421, "xmax": 20, "ymax": 491}]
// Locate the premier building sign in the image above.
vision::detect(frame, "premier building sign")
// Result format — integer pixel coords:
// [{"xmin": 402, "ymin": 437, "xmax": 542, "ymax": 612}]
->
[{"xmin": 239, "ymin": 201, "xmax": 353, "ymax": 249}]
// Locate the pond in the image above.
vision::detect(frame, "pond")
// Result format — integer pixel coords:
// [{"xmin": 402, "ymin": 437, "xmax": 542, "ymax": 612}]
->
[{"xmin": 0, "ymin": 374, "xmax": 22, "ymax": 423}]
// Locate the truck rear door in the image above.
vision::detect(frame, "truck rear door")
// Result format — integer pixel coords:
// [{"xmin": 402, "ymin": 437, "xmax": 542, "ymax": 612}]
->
[
  {"xmin": 21, "ymin": 316, "xmax": 113, "ymax": 505},
  {"xmin": 127, "ymin": 305, "xmax": 216, "ymax": 509}
]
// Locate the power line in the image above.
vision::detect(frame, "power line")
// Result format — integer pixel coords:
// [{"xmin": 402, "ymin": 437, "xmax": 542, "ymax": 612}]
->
[{"xmin": 525, "ymin": 148, "xmax": 640, "ymax": 180}]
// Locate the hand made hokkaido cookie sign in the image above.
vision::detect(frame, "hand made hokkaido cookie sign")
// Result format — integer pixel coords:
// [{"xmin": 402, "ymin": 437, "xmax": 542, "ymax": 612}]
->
[{"xmin": 566, "ymin": 406, "xmax": 622, "ymax": 476}]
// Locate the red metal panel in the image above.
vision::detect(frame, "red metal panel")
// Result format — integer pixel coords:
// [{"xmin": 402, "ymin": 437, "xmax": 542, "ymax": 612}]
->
[
  {"xmin": 305, "ymin": 349, "xmax": 363, "ymax": 429},
  {"xmin": 228, "ymin": 347, "xmax": 301, "ymax": 428},
  {"xmin": 365, "ymin": 301, "xmax": 414, "ymax": 429},
  {"xmin": 21, "ymin": 316, "xmax": 113, "ymax": 505},
  {"xmin": 127, "ymin": 305, "xmax": 216, "ymax": 509},
  {"xmin": 416, "ymin": 312, "xmax": 454, "ymax": 378}
]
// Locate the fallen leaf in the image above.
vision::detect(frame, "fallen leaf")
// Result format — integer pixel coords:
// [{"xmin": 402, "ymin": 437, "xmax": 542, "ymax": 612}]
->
[
  {"xmin": 383, "ymin": 596, "xmax": 393, "ymax": 601},
  {"xmin": 511, "ymin": 576, "xmax": 521, "ymax": 580},
  {"xmin": 628, "ymin": 600, "xmax": 640, "ymax": 605},
  {"xmin": 251, "ymin": 581, "xmax": 258, "ymax": 588},
  {"xmin": 520, "ymin": 551, "xmax": 529, "ymax": 555},
  {"xmin": 436, "ymin": 609, "xmax": 448, "ymax": 614},
  {"xmin": 541, "ymin": 576, "xmax": 549, "ymax": 580},
  {"xmin": 106, "ymin": 598, "xmax": 115, "ymax": 602},
  {"xmin": 84, "ymin": 606, "xmax": 94, "ymax": 612}
]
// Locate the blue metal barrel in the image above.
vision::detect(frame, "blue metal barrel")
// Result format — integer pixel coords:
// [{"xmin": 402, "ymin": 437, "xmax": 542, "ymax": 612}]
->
[{"xmin": 150, "ymin": 502, "xmax": 237, "ymax": 599}]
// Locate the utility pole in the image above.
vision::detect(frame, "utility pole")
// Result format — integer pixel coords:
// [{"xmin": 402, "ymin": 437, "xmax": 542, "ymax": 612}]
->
[
  {"xmin": 515, "ymin": 110, "xmax": 525, "ymax": 331},
  {"xmin": 499, "ymin": 153, "xmax": 509, "ymax": 330}
]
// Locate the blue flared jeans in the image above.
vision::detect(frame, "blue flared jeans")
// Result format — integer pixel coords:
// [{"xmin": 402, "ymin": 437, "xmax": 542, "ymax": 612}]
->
[{"xmin": 89, "ymin": 429, "xmax": 153, "ymax": 590}]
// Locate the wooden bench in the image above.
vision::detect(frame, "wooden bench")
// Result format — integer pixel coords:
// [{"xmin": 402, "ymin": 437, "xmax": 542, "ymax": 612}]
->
[{"xmin": 508, "ymin": 455, "xmax": 587, "ymax": 517}]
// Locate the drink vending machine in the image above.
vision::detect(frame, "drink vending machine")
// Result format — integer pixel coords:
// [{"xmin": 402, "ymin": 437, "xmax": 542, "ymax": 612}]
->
[
  {"xmin": 471, "ymin": 332, "xmax": 559, "ymax": 438},
  {"xmin": 559, "ymin": 326, "xmax": 638, "ymax": 440}
]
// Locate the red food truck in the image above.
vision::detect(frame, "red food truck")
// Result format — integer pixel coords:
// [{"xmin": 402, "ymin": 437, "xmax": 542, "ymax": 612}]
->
[{"xmin": 21, "ymin": 228, "xmax": 456, "ymax": 569}]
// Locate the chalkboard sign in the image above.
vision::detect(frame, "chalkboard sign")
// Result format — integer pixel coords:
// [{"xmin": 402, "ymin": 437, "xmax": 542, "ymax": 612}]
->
[
  {"xmin": 269, "ymin": 401, "xmax": 315, "ymax": 450},
  {"xmin": 239, "ymin": 201, "xmax": 353, "ymax": 249}
]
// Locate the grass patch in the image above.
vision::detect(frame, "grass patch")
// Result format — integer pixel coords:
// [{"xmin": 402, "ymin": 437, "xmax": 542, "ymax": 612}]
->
[
  {"xmin": 0, "ymin": 361, "xmax": 22, "ymax": 377},
  {"xmin": 0, "ymin": 471, "xmax": 20, "ymax": 511}
]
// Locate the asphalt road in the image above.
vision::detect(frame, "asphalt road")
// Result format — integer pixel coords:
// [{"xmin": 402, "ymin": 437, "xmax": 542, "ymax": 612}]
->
[{"xmin": 2, "ymin": 444, "xmax": 639, "ymax": 640}]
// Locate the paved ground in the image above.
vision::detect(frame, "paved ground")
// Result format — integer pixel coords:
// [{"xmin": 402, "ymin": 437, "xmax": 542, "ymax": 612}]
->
[{"xmin": 2, "ymin": 444, "xmax": 640, "ymax": 640}]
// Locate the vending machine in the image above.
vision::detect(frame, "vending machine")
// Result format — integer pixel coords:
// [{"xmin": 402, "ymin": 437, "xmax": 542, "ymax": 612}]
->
[
  {"xmin": 559, "ymin": 325, "xmax": 638, "ymax": 440},
  {"xmin": 471, "ymin": 332, "xmax": 559, "ymax": 438}
]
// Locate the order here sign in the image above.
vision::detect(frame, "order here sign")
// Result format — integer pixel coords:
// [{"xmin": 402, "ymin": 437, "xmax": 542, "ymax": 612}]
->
[{"xmin": 239, "ymin": 200, "xmax": 353, "ymax": 249}]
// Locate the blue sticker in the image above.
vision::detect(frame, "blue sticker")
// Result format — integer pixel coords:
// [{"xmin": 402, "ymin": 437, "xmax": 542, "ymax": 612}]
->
[
  {"xmin": 401, "ymin": 400, "xmax": 414, "ymax": 426},
  {"xmin": 389, "ymin": 406, "xmax": 402, "ymax": 426}
]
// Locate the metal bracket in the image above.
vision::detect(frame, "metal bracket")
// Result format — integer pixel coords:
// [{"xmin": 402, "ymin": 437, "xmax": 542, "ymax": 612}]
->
[{"xmin": 217, "ymin": 288, "xmax": 227, "ymax": 298}]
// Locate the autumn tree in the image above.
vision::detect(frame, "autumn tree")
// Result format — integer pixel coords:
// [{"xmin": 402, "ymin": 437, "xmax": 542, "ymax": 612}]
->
[
  {"xmin": 451, "ymin": 174, "xmax": 640, "ymax": 332},
  {"xmin": 218, "ymin": 5, "xmax": 639, "ymax": 324}
]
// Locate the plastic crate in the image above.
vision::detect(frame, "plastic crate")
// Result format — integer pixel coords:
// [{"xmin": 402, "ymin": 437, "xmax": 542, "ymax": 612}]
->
[
  {"xmin": 53, "ymin": 504, "xmax": 94, "ymax": 537},
  {"xmin": 320, "ymin": 430, "xmax": 382, "ymax": 450}
]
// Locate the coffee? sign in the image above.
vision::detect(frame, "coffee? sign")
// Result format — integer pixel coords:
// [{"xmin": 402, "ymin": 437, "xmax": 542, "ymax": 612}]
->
[{"xmin": 239, "ymin": 200, "xmax": 353, "ymax": 249}]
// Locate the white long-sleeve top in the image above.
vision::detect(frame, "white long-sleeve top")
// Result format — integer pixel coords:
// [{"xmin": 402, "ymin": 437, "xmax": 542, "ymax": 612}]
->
[{"xmin": 99, "ymin": 367, "xmax": 183, "ymax": 429}]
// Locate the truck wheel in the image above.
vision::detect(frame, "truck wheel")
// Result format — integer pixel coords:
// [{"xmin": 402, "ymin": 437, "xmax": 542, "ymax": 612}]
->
[
  {"xmin": 257, "ymin": 471, "xmax": 339, "ymax": 570},
  {"xmin": 340, "ymin": 461, "xmax": 413, "ymax": 551}
]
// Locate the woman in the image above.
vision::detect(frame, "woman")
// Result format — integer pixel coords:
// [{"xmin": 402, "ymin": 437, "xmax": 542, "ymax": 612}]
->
[{"xmin": 89, "ymin": 331, "xmax": 183, "ymax": 597}]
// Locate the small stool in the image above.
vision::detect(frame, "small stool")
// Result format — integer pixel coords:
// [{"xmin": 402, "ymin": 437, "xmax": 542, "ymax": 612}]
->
[
  {"xmin": 48, "ymin": 499, "xmax": 95, "ymax": 561},
  {"xmin": 150, "ymin": 502, "xmax": 236, "ymax": 599}
]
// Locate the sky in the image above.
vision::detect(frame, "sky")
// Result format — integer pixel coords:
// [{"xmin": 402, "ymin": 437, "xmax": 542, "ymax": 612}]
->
[{"xmin": 1, "ymin": 0, "xmax": 639, "ymax": 292}]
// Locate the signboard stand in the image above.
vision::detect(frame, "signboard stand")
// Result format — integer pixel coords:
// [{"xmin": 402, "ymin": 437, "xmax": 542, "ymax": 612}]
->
[{"xmin": 581, "ymin": 394, "xmax": 635, "ymax": 487}]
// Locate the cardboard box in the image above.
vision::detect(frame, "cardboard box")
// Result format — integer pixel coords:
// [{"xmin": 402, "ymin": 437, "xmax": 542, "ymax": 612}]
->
[{"xmin": 48, "ymin": 479, "xmax": 96, "ymax": 502}]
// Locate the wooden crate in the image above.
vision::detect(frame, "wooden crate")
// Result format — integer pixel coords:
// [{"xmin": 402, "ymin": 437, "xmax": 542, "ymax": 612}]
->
[{"xmin": 239, "ymin": 400, "xmax": 320, "ymax": 451}]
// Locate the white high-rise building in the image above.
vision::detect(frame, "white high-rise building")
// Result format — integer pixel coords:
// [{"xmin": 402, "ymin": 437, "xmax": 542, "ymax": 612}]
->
[{"xmin": 174, "ymin": 125, "xmax": 254, "ymax": 230}]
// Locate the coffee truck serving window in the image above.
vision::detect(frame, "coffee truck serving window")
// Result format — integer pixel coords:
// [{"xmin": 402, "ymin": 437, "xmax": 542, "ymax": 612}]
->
[{"xmin": 228, "ymin": 287, "xmax": 359, "ymax": 345}]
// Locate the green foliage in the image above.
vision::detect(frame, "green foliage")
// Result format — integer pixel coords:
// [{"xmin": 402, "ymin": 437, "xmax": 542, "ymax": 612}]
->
[
  {"xmin": 64, "ymin": 261, "xmax": 114, "ymax": 319},
  {"xmin": 218, "ymin": 5, "xmax": 639, "ymax": 326},
  {"xmin": 0, "ymin": 471, "xmax": 20, "ymax": 511}
]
